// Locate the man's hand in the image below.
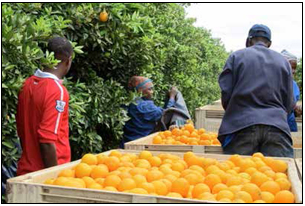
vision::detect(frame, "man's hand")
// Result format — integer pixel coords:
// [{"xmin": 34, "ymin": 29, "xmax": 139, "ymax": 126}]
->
[
  {"xmin": 169, "ymin": 86, "xmax": 178, "ymax": 99},
  {"xmin": 40, "ymin": 143, "xmax": 58, "ymax": 168}
]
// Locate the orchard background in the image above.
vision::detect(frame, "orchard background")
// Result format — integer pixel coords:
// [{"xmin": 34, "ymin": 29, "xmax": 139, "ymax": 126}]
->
[{"xmin": 1, "ymin": 2, "xmax": 302, "ymax": 183}]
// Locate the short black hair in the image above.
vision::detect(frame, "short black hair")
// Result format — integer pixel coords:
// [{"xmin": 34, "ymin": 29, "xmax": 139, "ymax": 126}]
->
[
  {"xmin": 251, "ymin": 31, "xmax": 271, "ymax": 44},
  {"xmin": 48, "ymin": 37, "xmax": 73, "ymax": 61}
]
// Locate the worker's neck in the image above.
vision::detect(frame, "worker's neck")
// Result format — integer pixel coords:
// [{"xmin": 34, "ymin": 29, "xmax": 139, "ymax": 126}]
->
[{"xmin": 43, "ymin": 67, "xmax": 63, "ymax": 79}]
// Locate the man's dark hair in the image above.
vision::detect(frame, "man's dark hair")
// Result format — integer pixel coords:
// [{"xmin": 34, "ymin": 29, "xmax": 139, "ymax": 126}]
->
[
  {"xmin": 48, "ymin": 37, "xmax": 73, "ymax": 61},
  {"xmin": 251, "ymin": 31, "xmax": 271, "ymax": 44}
]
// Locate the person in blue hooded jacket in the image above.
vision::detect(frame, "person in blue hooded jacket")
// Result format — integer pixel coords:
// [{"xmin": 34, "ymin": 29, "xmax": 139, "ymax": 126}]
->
[
  {"xmin": 281, "ymin": 50, "xmax": 302, "ymax": 132},
  {"xmin": 121, "ymin": 76, "xmax": 178, "ymax": 147}
]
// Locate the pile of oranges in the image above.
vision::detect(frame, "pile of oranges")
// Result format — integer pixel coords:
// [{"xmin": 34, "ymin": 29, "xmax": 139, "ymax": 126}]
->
[
  {"xmin": 152, "ymin": 124, "xmax": 221, "ymax": 146},
  {"xmin": 44, "ymin": 150, "xmax": 295, "ymax": 203}
]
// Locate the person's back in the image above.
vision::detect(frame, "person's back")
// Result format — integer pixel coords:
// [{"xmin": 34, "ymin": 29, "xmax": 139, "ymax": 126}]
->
[
  {"xmin": 219, "ymin": 43, "xmax": 293, "ymax": 136},
  {"xmin": 17, "ymin": 74, "xmax": 70, "ymax": 175},
  {"xmin": 16, "ymin": 37, "xmax": 73, "ymax": 175},
  {"xmin": 218, "ymin": 24, "xmax": 294, "ymax": 157}
]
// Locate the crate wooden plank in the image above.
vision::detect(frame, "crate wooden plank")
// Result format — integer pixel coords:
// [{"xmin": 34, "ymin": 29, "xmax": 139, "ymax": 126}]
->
[
  {"xmin": 124, "ymin": 132, "xmax": 223, "ymax": 154},
  {"xmin": 7, "ymin": 149, "xmax": 302, "ymax": 203},
  {"xmin": 295, "ymin": 158, "xmax": 302, "ymax": 181}
]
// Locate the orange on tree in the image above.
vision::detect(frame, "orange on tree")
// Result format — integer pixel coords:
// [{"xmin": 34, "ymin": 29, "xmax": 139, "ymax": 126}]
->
[{"xmin": 99, "ymin": 9, "xmax": 108, "ymax": 22}]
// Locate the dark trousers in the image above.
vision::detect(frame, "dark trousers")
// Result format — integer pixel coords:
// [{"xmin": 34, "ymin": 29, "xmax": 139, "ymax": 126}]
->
[{"xmin": 219, "ymin": 125, "xmax": 294, "ymax": 158}]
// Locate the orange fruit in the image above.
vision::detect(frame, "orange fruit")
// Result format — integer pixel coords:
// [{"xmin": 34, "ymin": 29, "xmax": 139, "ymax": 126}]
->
[
  {"xmin": 75, "ymin": 163, "xmax": 92, "ymax": 178},
  {"xmin": 132, "ymin": 174, "xmax": 147, "ymax": 186},
  {"xmin": 53, "ymin": 177, "xmax": 69, "ymax": 186},
  {"xmin": 105, "ymin": 156, "xmax": 120, "ymax": 171},
  {"xmin": 184, "ymin": 124, "xmax": 195, "ymax": 133},
  {"xmin": 245, "ymin": 167, "xmax": 258, "ymax": 175},
  {"xmin": 216, "ymin": 190, "xmax": 235, "ymax": 201},
  {"xmin": 139, "ymin": 182, "xmax": 155, "ymax": 194},
  {"xmin": 241, "ymin": 183, "xmax": 261, "ymax": 201},
  {"xmin": 117, "ymin": 178, "xmax": 136, "ymax": 192},
  {"xmin": 192, "ymin": 183, "xmax": 211, "ymax": 198},
  {"xmin": 82, "ymin": 176, "xmax": 95, "ymax": 187},
  {"xmin": 109, "ymin": 150, "xmax": 122, "ymax": 158},
  {"xmin": 97, "ymin": 154, "xmax": 108, "ymax": 164},
  {"xmin": 269, "ymin": 160, "xmax": 288, "ymax": 173},
  {"xmin": 171, "ymin": 178, "xmax": 190, "ymax": 197},
  {"xmin": 128, "ymin": 188, "xmax": 149, "ymax": 194},
  {"xmin": 172, "ymin": 128, "xmax": 182, "ymax": 136},
  {"xmin": 235, "ymin": 191, "xmax": 253, "ymax": 203},
  {"xmin": 151, "ymin": 180, "xmax": 168, "ymax": 196},
  {"xmin": 260, "ymin": 180, "xmax": 281, "ymax": 195},
  {"xmin": 160, "ymin": 179, "xmax": 172, "ymax": 191},
  {"xmin": 275, "ymin": 178, "xmax": 291, "ymax": 190},
  {"xmin": 197, "ymin": 192, "xmax": 216, "ymax": 201},
  {"xmin": 103, "ymin": 186, "xmax": 118, "ymax": 192},
  {"xmin": 275, "ymin": 172, "xmax": 288, "ymax": 180},
  {"xmin": 252, "ymin": 152, "xmax": 264, "ymax": 159},
  {"xmin": 229, "ymin": 154, "xmax": 242, "ymax": 165},
  {"xmin": 136, "ymin": 159, "xmax": 151, "ymax": 169},
  {"xmin": 206, "ymin": 165, "xmax": 220, "ymax": 174},
  {"xmin": 251, "ymin": 172, "xmax": 269, "ymax": 187},
  {"xmin": 164, "ymin": 174, "xmax": 178, "ymax": 183},
  {"xmin": 146, "ymin": 170, "xmax": 164, "ymax": 182},
  {"xmin": 171, "ymin": 162, "xmax": 185, "ymax": 172},
  {"xmin": 87, "ymin": 182, "xmax": 103, "ymax": 190},
  {"xmin": 149, "ymin": 156, "xmax": 162, "ymax": 167},
  {"xmin": 104, "ymin": 175, "xmax": 122, "ymax": 188},
  {"xmin": 204, "ymin": 174, "xmax": 221, "ymax": 189},
  {"xmin": 198, "ymin": 128, "xmax": 206, "ymax": 135},
  {"xmin": 58, "ymin": 169, "xmax": 75, "ymax": 178},
  {"xmin": 186, "ymin": 156, "xmax": 202, "ymax": 167},
  {"xmin": 261, "ymin": 191, "xmax": 275, "ymax": 203},
  {"xmin": 232, "ymin": 199, "xmax": 245, "ymax": 203},
  {"xmin": 119, "ymin": 172, "xmax": 132, "ymax": 180},
  {"xmin": 120, "ymin": 155, "xmax": 132, "ymax": 163},
  {"xmin": 239, "ymin": 159, "xmax": 256, "ymax": 172},
  {"xmin": 139, "ymin": 151, "xmax": 153, "ymax": 160},
  {"xmin": 184, "ymin": 173, "xmax": 200, "ymax": 185},
  {"xmin": 164, "ymin": 130, "xmax": 172, "ymax": 137},
  {"xmin": 153, "ymin": 136, "xmax": 162, "ymax": 144},
  {"xmin": 228, "ymin": 185, "xmax": 242, "ymax": 194},
  {"xmin": 166, "ymin": 192, "xmax": 183, "ymax": 198},
  {"xmin": 273, "ymin": 190, "xmax": 295, "ymax": 203},
  {"xmin": 189, "ymin": 165, "xmax": 205, "ymax": 174},
  {"xmin": 212, "ymin": 183, "xmax": 228, "ymax": 194},
  {"xmin": 44, "ymin": 178, "xmax": 55, "ymax": 185},
  {"xmin": 217, "ymin": 162, "xmax": 230, "ymax": 171},
  {"xmin": 95, "ymin": 178, "xmax": 105, "ymax": 186},
  {"xmin": 226, "ymin": 176, "xmax": 243, "ymax": 187},
  {"xmin": 99, "ymin": 11, "xmax": 108, "ymax": 22},
  {"xmin": 264, "ymin": 170, "xmax": 276, "ymax": 179},
  {"xmin": 219, "ymin": 198, "xmax": 232, "ymax": 203},
  {"xmin": 90, "ymin": 164, "xmax": 109, "ymax": 179},
  {"xmin": 81, "ymin": 154, "xmax": 98, "ymax": 165}
]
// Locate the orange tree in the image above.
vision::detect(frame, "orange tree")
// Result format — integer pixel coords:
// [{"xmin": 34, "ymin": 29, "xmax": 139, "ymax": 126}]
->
[{"xmin": 2, "ymin": 3, "xmax": 228, "ymax": 166}]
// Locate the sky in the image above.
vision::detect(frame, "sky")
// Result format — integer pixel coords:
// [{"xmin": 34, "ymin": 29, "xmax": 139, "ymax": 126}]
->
[{"xmin": 185, "ymin": 3, "xmax": 302, "ymax": 58}]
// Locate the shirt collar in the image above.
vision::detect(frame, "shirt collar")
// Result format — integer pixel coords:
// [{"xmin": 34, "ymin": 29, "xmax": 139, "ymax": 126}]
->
[
  {"xmin": 34, "ymin": 69, "xmax": 60, "ymax": 81},
  {"xmin": 254, "ymin": 42, "xmax": 267, "ymax": 47}
]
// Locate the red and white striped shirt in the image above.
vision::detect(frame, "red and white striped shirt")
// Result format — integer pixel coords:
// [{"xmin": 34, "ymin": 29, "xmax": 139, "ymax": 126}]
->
[{"xmin": 16, "ymin": 69, "xmax": 70, "ymax": 176}]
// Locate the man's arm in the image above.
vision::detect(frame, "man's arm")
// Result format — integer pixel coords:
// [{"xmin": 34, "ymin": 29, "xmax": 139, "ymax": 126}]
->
[
  {"xmin": 219, "ymin": 55, "xmax": 234, "ymax": 110},
  {"xmin": 40, "ymin": 143, "xmax": 58, "ymax": 168}
]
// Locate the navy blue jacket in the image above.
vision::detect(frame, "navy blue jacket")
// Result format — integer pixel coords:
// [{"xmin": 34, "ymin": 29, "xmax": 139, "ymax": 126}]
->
[{"xmin": 218, "ymin": 42, "xmax": 294, "ymax": 137}]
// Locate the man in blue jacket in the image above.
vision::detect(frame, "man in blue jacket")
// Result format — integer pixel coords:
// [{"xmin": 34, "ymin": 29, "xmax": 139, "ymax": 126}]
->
[
  {"xmin": 218, "ymin": 24, "xmax": 294, "ymax": 157},
  {"xmin": 281, "ymin": 50, "xmax": 302, "ymax": 132}
]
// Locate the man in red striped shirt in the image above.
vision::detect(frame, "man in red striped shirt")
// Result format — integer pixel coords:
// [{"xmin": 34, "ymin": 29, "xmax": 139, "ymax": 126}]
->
[{"xmin": 16, "ymin": 37, "xmax": 73, "ymax": 175}]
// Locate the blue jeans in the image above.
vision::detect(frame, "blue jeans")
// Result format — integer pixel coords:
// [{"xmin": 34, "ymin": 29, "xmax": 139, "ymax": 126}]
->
[{"xmin": 218, "ymin": 125, "xmax": 294, "ymax": 158}]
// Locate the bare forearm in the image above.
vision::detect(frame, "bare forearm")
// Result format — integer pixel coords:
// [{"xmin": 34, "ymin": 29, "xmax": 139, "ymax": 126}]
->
[{"xmin": 40, "ymin": 143, "xmax": 58, "ymax": 168}]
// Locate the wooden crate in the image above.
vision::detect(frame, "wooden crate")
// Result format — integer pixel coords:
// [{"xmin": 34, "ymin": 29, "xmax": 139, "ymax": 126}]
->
[
  {"xmin": 195, "ymin": 100, "xmax": 302, "ymax": 156},
  {"xmin": 7, "ymin": 150, "xmax": 302, "ymax": 203},
  {"xmin": 295, "ymin": 158, "xmax": 302, "ymax": 181},
  {"xmin": 124, "ymin": 132, "xmax": 223, "ymax": 154}
]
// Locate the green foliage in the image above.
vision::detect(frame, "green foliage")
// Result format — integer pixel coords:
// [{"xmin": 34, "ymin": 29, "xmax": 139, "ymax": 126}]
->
[{"xmin": 2, "ymin": 3, "xmax": 228, "ymax": 169}]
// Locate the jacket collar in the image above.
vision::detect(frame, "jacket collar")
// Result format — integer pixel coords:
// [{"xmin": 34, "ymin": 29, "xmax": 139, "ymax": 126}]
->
[{"xmin": 34, "ymin": 69, "xmax": 60, "ymax": 81}]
